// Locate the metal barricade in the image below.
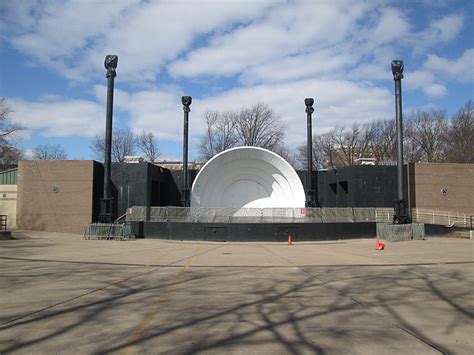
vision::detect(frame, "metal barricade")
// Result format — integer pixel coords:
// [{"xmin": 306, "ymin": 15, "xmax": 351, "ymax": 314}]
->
[{"xmin": 84, "ymin": 222, "xmax": 134, "ymax": 241}]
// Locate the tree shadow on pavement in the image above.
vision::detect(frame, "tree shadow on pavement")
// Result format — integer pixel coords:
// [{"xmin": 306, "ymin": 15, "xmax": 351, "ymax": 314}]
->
[{"xmin": 0, "ymin": 259, "xmax": 472, "ymax": 354}]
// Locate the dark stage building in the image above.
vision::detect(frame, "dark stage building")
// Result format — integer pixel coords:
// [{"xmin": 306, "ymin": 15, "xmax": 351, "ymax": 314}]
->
[
  {"xmin": 110, "ymin": 163, "xmax": 183, "ymax": 216},
  {"xmin": 13, "ymin": 160, "xmax": 473, "ymax": 235},
  {"xmin": 316, "ymin": 165, "xmax": 407, "ymax": 208},
  {"xmin": 107, "ymin": 163, "xmax": 404, "ymax": 220}
]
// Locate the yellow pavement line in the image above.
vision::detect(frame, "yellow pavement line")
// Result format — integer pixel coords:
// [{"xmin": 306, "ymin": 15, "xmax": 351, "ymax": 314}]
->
[
  {"xmin": 121, "ymin": 245, "xmax": 204, "ymax": 355},
  {"xmin": 144, "ymin": 245, "xmax": 181, "ymax": 267},
  {"xmin": 20, "ymin": 245, "xmax": 182, "ymax": 345}
]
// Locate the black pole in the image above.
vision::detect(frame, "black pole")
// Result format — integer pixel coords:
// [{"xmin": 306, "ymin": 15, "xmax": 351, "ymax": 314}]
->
[
  {"xmin": 305, "ymin": 98, "xmax": 315, "ymax": 207},
  {"xmin": 391, "ymin": 59, "xmax": 410, "ymax": 224},
  {"xmin": 99, "ymin": 55, "xmax": 118, "ymax": 223},
  {"xmin": 181, "ymin": 96, "xmax": 192, "ymax": 207}
]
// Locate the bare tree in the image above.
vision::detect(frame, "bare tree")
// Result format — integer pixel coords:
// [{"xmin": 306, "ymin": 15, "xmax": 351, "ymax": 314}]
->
[
  {"xmin": 32, "ymin": 143, "xmax": 67, "ymax": 160},
  {"xmin": 366, "ymin": 119, "xmax": 396, "ymax": 163},
  {"xmin": 236, "ymin": 102, "xmax": 285, "ymax": 150},
  {"xmin": 273, "ymin": 145, "xmax": 299, "ymax": 169},
  {"xmin": 90, "ymin": 135, "xmax": 106, "ymax": 161},
  {"xmin": 409, "ymin": 109, "xmax": 448, "ymax": 162},
  {"xmin": 328, "ymin": 124, "xmax": 373, "ymax": 166},
  {"xmin": 0, "ymin": 98, "xmax": 25, "ymax": 169},
  {"xmin": 198, "ymin": 110, "xmax": 239, "ymax": 161},
  {"xmin": 136, "ymin": 131, "xmax": 160, "ymax": 162},
  {"xmin": 0, "ymin": 98, "xmax": 24, "ymax": 140},
  {"xmin": 198, "ymin": 103, "xmax": 285, "ymax": 161},
  {"xmin": 90, "ymin": 128, "xmax": 136, "ymax": 163},
  {"xmin": 403, "ymin": 118, "xmax": 423, "ymax": 163},
  {"xmin": 0, "ymin": 145, "xmax": 23, "ymax": 170},
  {"xmin": 297, "ymin": 134, "xmax": 331, "ymax": 170},
  {"xmin": 444, "ymin": 100, "xmax": 474, "ymax": 163}
]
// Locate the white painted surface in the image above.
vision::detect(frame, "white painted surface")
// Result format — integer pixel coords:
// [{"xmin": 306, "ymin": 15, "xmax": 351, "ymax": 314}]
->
[{"xmin": 191, "ymin": 147, "xmax": 305, "ymax": 208}]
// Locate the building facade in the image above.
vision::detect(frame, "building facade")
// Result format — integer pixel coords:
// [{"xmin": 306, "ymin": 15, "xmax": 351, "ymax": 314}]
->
[{"xmin": 2, "ymin": 160, "xmax": 472, "ymax": 234}]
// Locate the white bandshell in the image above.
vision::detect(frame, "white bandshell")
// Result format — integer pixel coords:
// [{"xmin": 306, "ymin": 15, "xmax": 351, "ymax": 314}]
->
[{"xmin": 191, "ymin": 146, "xmax": 305, "ymax": 208}]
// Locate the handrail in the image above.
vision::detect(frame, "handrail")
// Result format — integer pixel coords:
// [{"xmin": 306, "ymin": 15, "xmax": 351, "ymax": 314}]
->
[
  {"xmin": 411, "ymin": 208, "xmax": 471, "ymax": 228},
  {"xmin": 115, "ymin": 213, "xmax": 127, "ymax": 223}
]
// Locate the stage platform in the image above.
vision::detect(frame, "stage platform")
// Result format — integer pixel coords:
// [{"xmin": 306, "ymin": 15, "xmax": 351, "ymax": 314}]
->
[{"xmin": 127, "ymin": 207, "xmax": 451, "ymax": 241}]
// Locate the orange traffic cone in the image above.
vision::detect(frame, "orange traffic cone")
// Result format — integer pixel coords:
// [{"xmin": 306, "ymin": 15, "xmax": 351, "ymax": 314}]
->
[
  {"xmin": 376, "ymin": 238, "xmax": 385, "ymax": 250},
  {"xmin": 288, "ymin": 234, "xmax": 292, "ymax": 245}
]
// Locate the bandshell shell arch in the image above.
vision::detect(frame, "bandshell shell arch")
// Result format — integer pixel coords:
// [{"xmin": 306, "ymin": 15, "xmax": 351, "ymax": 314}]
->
[{"xmin": 191, "ymin": 146, "xmax": 305, "ymax": 208}]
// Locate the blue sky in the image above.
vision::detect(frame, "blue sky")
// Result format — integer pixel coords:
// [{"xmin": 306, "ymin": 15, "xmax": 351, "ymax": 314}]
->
[{"xmin": 1, "ymin": 0, "xmax": 473, "ymax": 161}]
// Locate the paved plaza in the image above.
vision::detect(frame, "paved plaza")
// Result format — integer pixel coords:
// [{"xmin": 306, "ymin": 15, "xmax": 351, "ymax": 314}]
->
[{"xmin": 0, "ymin": 231, "xmax": 473, "ymax": 354}]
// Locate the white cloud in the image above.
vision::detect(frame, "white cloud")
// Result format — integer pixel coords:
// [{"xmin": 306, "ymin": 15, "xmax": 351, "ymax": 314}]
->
[
  {"xmin": 409, "ymin": 14, "xmax": 464, "ymax": 56},
  {"xmin": 429, "ymin": 14, "xmax": 464, "ymax": 42},
  {"xmin": 402, "ymin": 48, "xmax": 473, "ymax": 98},
  {"xmin": 404, "ymin": 70, "xmax": 447, "ymax": 98},
  {"xmin": 370, "ymin": 8, "xmax": 410, "ymax": 45},
  {"xmin": 4, "ymin": 0, "xmax": 467, "ymax": 90},
  {"xmin": 5, "ymin": 0, "xmax": 278, "ymax": 82},
  {"xmin": 23, "ymin": 148, "xmax": 35, "ymax": 160},
  {"xmin": 9, "ymin": 97, "xmax": 104, "ymax": 138},
  {"xmin": 0, "ymin": 0, "xmax": 36, "ymax": 33},
  {"xmin": 3, "ymin": 0, "xmax": 471, "ymax": 159},
  {"xmin": 102, "ymin": 79, "xmax": 391, "ymax": 152},
  {"xmin": 424, "ymin": 48, "xmax": 474, "ymax": 82},
  {"xmin": 9, "ymin": 0, "xmax": 139, "ymax": 79},
  {"xmin": 239, "ymin": 50, "xmax": 352, "ymax": 85},
  {"xmin": 195, "ymin": 79, "xmax": 393, "ymax": 148},
  {"xmin": 94, "ymin": 84, "xmax": 184, "ymax": 141},
  {"xmin": 405, "ymin": 70, "xmax": 435, "ymax": 89},
  {"xmin": 423, "ymin": 83, "xmax": 447, "ymax": 97},
  {"xmin": 349, "ymin": 45, "xmax": 397, "ymax": 82},
  {"xmin": 168, "ymin": 0, "xmax": 370, "ymax": 79},
  {"xmin": 93, "ymin": 76, "xmax": 392, "ymax": 154},
  {"xmin": 5, "ymin": 77, "xmax": 392, "ymax": 158}
]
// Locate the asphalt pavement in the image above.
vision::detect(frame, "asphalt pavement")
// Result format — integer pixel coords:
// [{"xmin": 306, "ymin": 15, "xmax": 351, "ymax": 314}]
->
[{"xmin": 0, "ymin": 231, "xmax": 472, "ymax": 354}]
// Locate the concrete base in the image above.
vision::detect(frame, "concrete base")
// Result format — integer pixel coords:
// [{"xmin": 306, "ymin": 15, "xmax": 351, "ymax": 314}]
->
[
  {"xmin": 376, "ymin": 223, "xmax": 425, "ymax": 242},
  {"xmin": 0, "ymin": 231, "xmax": 12, "ymax": 240},
  {"xmin": 132, "ymin": 221, "xmax": 376, "ymax": 241}
]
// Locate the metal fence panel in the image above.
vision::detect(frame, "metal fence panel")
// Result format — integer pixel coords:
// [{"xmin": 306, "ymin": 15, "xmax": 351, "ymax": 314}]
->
[
  {"xmin": 128, "ymin": 207, "xmax": 380, "ymax": 223},
  {"xmin": 149, "ymin": 207, "xmax": 168, "ymax": 221},
  {"xmin": 304, "ymin": 208, "xmax": 323, "ymax": 223},
  {"xmin": 353, "ymin": 208, "xmax": 375, "ymax": 222},
  {"xmin": 125, "ymin": 206, "xmax": 471, "ymax": 227},
  {"xmin": 84, "ymin": 223, "xmax": 134, "ymax": 240},
  {"xmin": 128, "ymin": 206, "xmax": 147, "ymax": 221},
  {"xmin": 322, "ymin": 208, "xmax": 353, "ymax": 222}
]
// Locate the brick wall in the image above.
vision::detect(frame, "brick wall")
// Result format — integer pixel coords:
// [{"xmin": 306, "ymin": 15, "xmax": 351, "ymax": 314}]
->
[
  {"xmin": 17, "ymin": 160, "xmax": 97, "ymax": 234},
  {"xmin": 409, "ymin": 163, "xmax": 474, "ymax": 215}
]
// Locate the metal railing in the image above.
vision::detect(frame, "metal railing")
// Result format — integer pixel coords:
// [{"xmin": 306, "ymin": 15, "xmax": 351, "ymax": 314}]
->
[
  {"xmin": 411, "ymin": 209, "xmax": 471, "ymax": 228},
  {"xmin": 84, "ymin": 222, "xmax": 134, "ymax": 240},
  {"xmin": 126, "ymin": 206, "xmax": 472, "ymax": 228}
]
